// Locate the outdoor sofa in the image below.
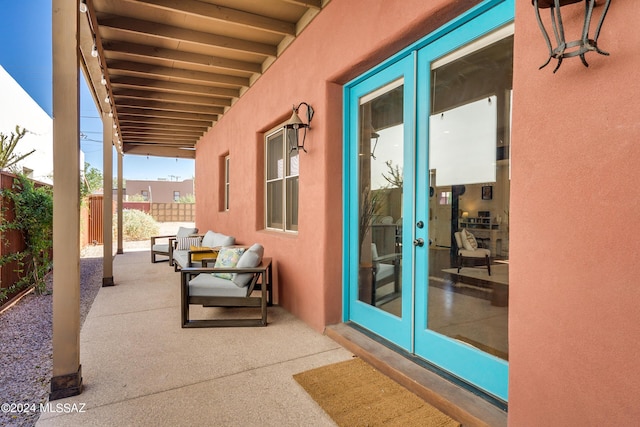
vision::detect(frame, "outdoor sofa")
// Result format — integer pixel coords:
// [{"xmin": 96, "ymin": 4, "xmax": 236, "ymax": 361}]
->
[{"xmin": 171, "ymin": 230, "xmax": 235, "ymax": 270}]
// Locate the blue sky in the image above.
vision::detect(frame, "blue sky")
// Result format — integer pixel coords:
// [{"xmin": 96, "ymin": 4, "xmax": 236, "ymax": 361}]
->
[{"xmin": 0, "ymin": 0, "xmax": 194, "ymax": 181}]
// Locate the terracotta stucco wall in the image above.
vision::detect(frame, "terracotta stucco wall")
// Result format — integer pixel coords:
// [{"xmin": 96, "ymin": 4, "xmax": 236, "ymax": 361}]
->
[
  {"xmin": 510, "ymin": 2, "xmax": 640, "ymax": 424},
  {"xmin": 194, "ymin": 0, "xmax": 477, "ymax": 331}
]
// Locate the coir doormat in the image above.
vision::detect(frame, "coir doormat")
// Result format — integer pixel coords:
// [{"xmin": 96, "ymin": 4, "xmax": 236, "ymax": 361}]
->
[{"xmin": 293, "ymin": 357, "xmax": 460, "ymax": 427}]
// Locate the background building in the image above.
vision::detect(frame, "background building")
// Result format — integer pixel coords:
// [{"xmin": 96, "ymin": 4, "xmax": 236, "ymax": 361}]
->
[
  {"xmin": 0, "ymin": 65, "xmax": 53, "ymax": 184},
  {"xmin": 125, "ymin": 178, "xmax": 194, "ymax": 203}
]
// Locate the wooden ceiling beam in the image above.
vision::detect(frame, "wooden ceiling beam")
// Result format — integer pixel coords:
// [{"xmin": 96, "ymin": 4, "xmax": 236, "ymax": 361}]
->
[
  {"xmin": 102, "ymin": 40, "xmax": 262, "ymax": 74},
  {"xmin": 112, "ymin": 89, "xmax": 232, "ymax": 107},
  {"xmin": 110, "ymin": 76, "xmax": 240, "ymax": 98},
  {"xmin": 120, "ymin": 128, "xmax": 204, "ymax": 138},
  {"xmin": 116, "ymin": 107, "xmax": 218, "ymax": 122},
  {"xmin": 98, "ymin": 16, "xmax": 277, "ymax": 57},
  {"xmin": 118, "ymin": 117, "xmax": 212, "ymax": 131},
  {"xmin": 136, "ymin": 0, "xmax": 297, "ymax": 36},
  {"xmin": 283, "ymin": 0, "xmax": 323, "ymax": 9},
  {"xmin": 123, "ymin": 135, "xmax": 196, "ymax": 143},
  {"xmin": 123, "ymin": 145, "xmax": 195, "ymax": 159},
  {"xmin": 120, "ymin": 122, "xmax": 207, "ymax": 135},
  {"xmin": 114, "ymin": 98, "xmax": 225, "ymax": 115},
  {"xmin": 108, "ymin": 60, "xmax": 250, "ymax": 87}
]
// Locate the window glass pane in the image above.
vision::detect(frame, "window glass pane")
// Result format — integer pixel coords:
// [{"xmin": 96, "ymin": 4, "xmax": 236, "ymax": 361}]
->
[
  {"xmin": 358, "ymin": 80, "xmax": 404, "ymax": 314},
  {"xmin": 427, "ymin": 34, "xmax": 512, "ymax": 361},
  {"xmin": 266, "ymin": 181, "xmax": 282, "ymax": 228},
  {"xmin": 288, "ymin": 150, "xmax": 299, "ymax": 177},
  {"xmin": 286, "ymin": 176, "xmax": 298, "ymax": 231},
  {"xmin": 267, "ymin": 131, "xmax": 284, "ymax": 180}
]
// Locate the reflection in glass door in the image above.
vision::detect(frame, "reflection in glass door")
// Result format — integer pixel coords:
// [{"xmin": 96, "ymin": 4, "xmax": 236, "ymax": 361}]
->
[
  {"xmin": 427, "ymin": 36, "xmax": 512, "ymax": 358},
  {"xmin": 414, "ymin": 24, "xmax": 513, "ymax": 403},
  {"xmin": 347, "ymin": 55, "xmax": 414, "ymax": 350},
  {"xmin": 358, "ymin": 80, "xmax": 404, "ymax": 315},
  {"xmin": 345, "ymin": 0, "xmax": 513, "ymax": 403}
]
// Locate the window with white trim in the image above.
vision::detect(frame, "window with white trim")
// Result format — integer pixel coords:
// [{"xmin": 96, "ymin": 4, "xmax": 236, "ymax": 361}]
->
[{"xmin": 265, "ymin": 127, "xmax": 299, "ymax": 232}]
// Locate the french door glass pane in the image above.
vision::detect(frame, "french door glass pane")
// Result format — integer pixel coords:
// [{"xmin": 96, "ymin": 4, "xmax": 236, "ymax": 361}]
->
[
  {"xmin": 358, "ymin": 81, "xmax": 404, "ymax": 315},
  {"xmin": 427, "ymin": 36, "xmax": 513, "ymax": 361}
]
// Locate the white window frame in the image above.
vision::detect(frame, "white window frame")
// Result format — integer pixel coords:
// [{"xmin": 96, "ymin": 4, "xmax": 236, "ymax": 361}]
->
[
  {"xmin": 265, "ymin": 127, "xmax": 299, "ymax": 233},
  {"xmin": 224, "ymin": 155, "xmax": 230, "ymax": 211}
]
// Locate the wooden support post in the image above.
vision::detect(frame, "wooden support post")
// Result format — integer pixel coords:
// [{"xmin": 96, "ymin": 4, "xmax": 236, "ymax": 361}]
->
[
  {"xmin": 102, "ymin": 113, "xmax": 114, "ymax": 286},
  {"xmin": 50, "ymin": 0, "xmax": 82, "ymax": 400}
]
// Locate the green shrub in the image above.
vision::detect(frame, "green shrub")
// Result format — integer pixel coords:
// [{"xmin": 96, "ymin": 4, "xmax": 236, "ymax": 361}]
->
[
  {"xmin": 115, "ymin": 209, "xmax": 159, "ymax": 241},
  {"xmin": 0, "ymin": 174, "xmax": 53, "ymax": 300}
]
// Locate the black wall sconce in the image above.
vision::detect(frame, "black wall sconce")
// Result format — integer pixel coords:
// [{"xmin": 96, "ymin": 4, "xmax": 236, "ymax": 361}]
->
[
  {"xmin": 532, "ymin": 0, "xmax": 611, "ymax": 73},
  {"xmin": 284, "ymin": 102, "xmax": 314, "ymax": 153},
  {"xmin": 370, "ymin": 131, "xmax": 380, "ymax": 160}
]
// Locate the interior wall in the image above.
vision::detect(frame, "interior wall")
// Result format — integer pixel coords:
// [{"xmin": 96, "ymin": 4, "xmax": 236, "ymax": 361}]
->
[
  {"xmin": 510, "ymin": 1, "xmax": 640, "ymax": 424},
  {"xmin": 194, "ymin": 0, "xmax": 476, "ymax": 331}
]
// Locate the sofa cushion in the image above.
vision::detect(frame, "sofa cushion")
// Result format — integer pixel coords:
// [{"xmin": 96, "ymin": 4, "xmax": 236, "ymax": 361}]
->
[
  {"xmin": 458, "ymin": 248, "xmax": 490, "ymax": 258},
  {"xmin": 176, "ymin": 227, "xmax": 198, "ymax": 238},
  {"xmin": 201, "ymin": 231, "xmax": 236, "ymax": 248},
  {"xmin": 188, "ymin": 274, "xmax": 247, "ymax": 297},
  {"xmin": 232, "ymin": 244, "xmax": 264, "ymax": 287},
  {"xmin": 200, "ymin": 230, "xmax": 217, "ymax": 247},
  {"xmin": 152, "ymin": 243, "xmax": 169, "ymax": 253},
  {"xmin": 213, "ymin": 247, "xmax": 245, "ymax": 280},
  {"xmin": 176, "ymin": 236, "xmax": 201, "ymax": 250},
  {"xmin": 172, "ymin": 250, "xmax": 189, "ymax": 268}
]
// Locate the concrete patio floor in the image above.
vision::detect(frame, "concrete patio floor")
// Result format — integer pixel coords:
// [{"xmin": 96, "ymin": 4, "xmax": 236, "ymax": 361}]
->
[{"xmin": 37, "ymin": 248, "xmax": 354, "ymax": 426}]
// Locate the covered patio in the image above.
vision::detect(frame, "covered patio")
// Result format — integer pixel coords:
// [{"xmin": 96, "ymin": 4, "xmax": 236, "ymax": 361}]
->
[
  {"xmin": 36, "ymin": 245, "xmax": 505, "ymax": 426},
  {"xmin": 38, "ymin": 248, "xmax": 353, "ymax": 426}
]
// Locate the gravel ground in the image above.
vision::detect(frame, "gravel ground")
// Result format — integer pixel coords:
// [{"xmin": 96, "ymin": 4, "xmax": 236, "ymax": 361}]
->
[
  {"xmin": 0, "ymin": 255, "xmax": 103, "ymax": 427},
  {"xmin": 0, "ymin": 223, "xmax": 191, "ymax": 427}
]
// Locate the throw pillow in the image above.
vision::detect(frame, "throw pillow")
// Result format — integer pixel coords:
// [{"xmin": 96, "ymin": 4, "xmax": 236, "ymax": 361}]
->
[
  {"xmin": 176, "ymin": 236, "xmax": 201, "ymax": 250},
  {"xmin": 212, "ymin": 247, "xmax": 246, "ymax": 280},
  {"xmin": 461, "ymin": 228, "xmax": 478, "ymax": 251},
  {"xmin": 232, "ymin": 244, "xmax": 264, "ymax": 287}
]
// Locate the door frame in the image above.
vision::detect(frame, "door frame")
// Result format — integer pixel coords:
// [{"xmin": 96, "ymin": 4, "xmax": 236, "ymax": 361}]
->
[
  {"xmin": 343, "ymin": 0, "xmax": 514, "ymax": 403},
  {"xmin": 342, "ymin": 54, "xmax": 416, "ymax": 351}
]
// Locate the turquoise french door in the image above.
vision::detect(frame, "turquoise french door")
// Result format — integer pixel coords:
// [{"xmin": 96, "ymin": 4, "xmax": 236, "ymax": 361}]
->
[
  {"xmin": 344, "ymin": 0, "xmax": 512, "ymax": 403},
  {"xmin": 344, "ymin": 54, "xmax": 416, "ymax": 351}
]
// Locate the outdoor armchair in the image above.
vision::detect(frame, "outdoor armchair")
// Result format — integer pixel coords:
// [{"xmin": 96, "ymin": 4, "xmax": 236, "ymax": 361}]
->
[
  {"xmin": 180, "ymin": 244, "xmax": 272, "ymax": 328},
  {"xmin": 150, "ymin": 226, "xmax": 198, "ymax": 263}
]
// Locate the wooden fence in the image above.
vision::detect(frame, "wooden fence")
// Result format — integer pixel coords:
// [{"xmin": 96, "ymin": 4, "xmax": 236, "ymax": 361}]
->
[
  {"xmin": 150, "ymin": 203, "xmax": 195, "ymax": 222},
  {"xmin": 0, "ymin": 172, "xmax": 52, "ymax": 308},
  {"xmin": 88, "ymin": 195, "xmax": 104, "ymax": 245},
  {"xmin": 86, "ymin": 200, "xmax": 195, "ymax": 245}
]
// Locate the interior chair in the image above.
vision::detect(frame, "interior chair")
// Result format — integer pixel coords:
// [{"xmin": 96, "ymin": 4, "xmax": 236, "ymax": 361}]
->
[
  {"xmin": 371, "ymin": 243, "xmax": 400, "ymax": 305},
  {"xmin": 180, "ymin": 244, "xmax": 272, "ymax": 327},
  {"xmin": 150, "ymin": 226, "xmax": 198, "ymax": 263},
  {"xmin": 454, "ymin": 230, "xmax": 491, "ymax": 276}
]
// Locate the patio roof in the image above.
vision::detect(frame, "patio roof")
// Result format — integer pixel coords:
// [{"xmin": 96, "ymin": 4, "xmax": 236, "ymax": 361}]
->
[{"xmin": 79, "ymin": 0, "xmax": 328, "ymax": 159}]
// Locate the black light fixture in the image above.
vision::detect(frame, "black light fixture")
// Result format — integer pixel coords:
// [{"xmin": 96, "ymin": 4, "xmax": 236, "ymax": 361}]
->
[
  {"xmin": 370, "ymin": 131, "xmax": 380, "ymax": 160},
  {"xmin": 533, "ymin": 0, "xmax": 611, "ymax": 73},
  {"xmin": 284, "ymin": 102, "xmax": 314, "ymax": 153}
]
